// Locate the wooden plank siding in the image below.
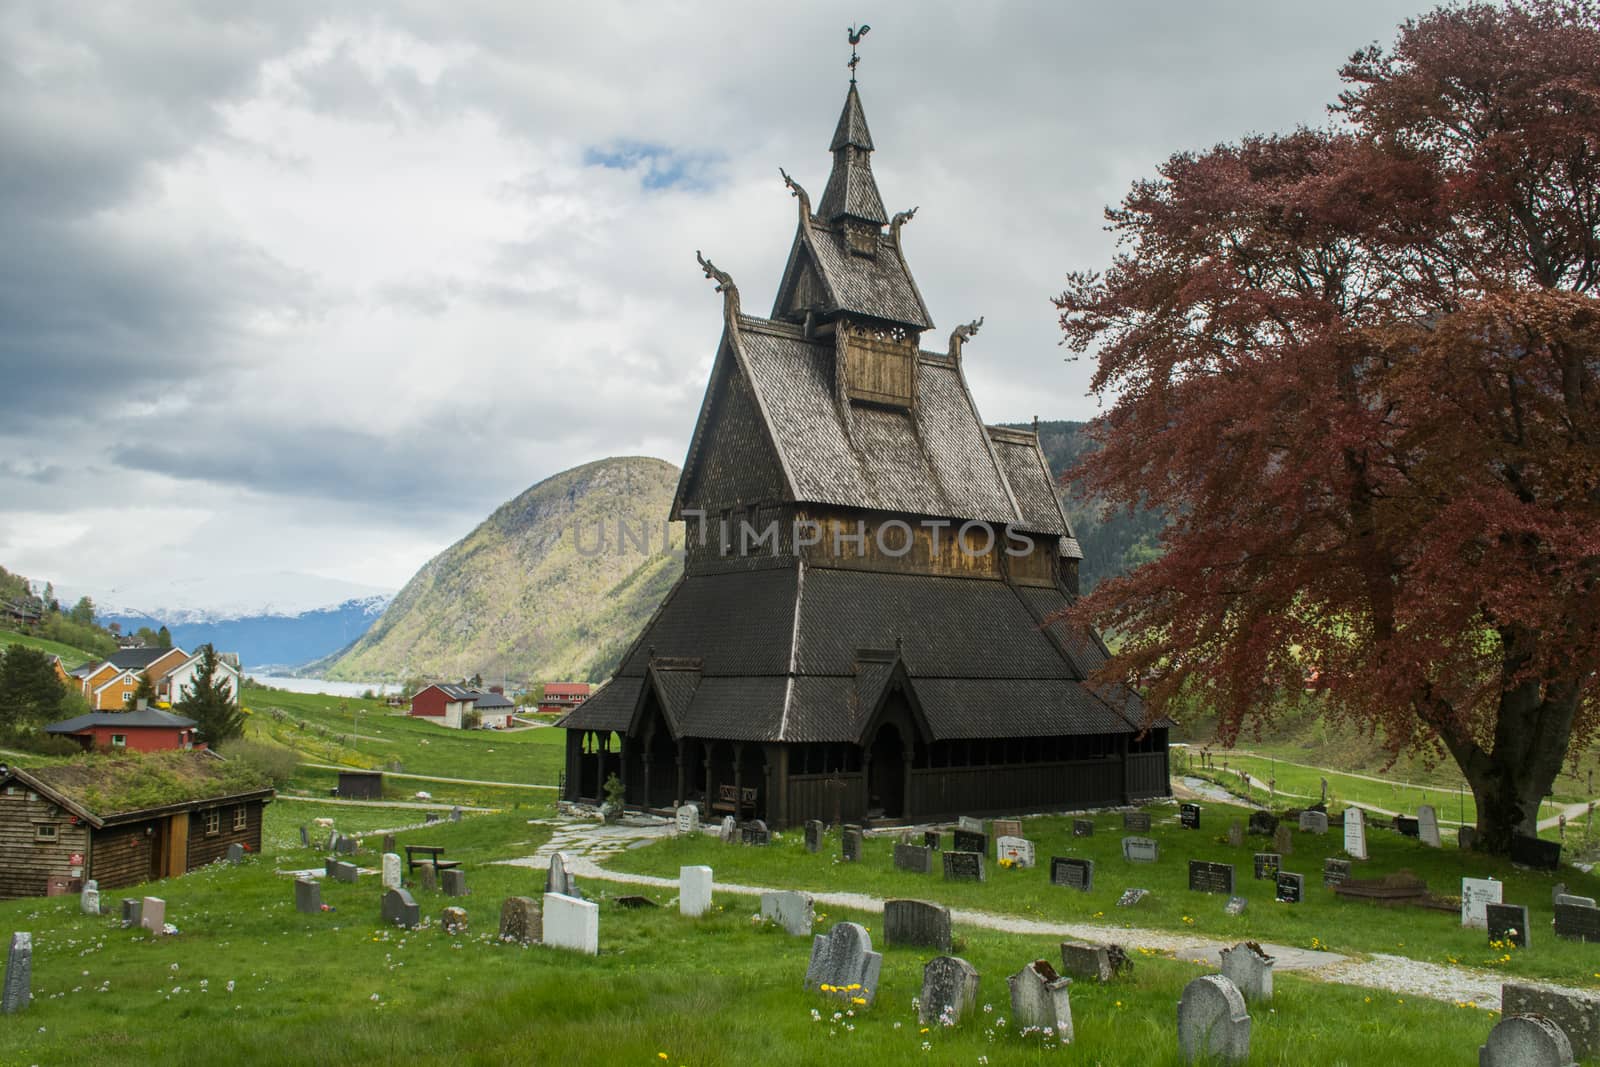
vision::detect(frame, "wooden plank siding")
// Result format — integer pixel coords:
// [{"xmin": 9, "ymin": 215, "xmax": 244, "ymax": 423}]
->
[
  {"xmin": 89, "ymin": 823, "xmax": 161, "ymax": 891},
  {"xmin": 910, "ymin": 758, "xmax": 1125, "ymax": 817},
  {"xmin": 185, "ymin": 801, "xmax": 264, "ymax": 868},
  {"xmin": 0, "ymin": 788, "xmax": 91, "ymax": 900}
]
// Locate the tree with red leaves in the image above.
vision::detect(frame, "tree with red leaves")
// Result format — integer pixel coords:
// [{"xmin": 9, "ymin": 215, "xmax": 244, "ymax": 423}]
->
[{"xmin": 1058, "ymin": 1, "xmax": 1600, "ymax": 851}]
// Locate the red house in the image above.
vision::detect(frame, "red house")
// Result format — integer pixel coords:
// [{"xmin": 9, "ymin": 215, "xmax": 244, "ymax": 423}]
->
[
  {"xmin": 44, "ymin": 708, "xmax": 199, "ymax": 753},
  {"xmin": 538, "ymin": 683, "xmax": 590, "ymax": 714}
]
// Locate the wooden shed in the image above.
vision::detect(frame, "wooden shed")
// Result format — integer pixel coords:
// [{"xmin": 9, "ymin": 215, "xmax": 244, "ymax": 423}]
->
[
  {"xmin": 0, "ymin": 751, "xmax": 274, "ymax": 900},
  {"xmin": 336, "ymin": 770, "xmax": 383, "ymax": 800}
]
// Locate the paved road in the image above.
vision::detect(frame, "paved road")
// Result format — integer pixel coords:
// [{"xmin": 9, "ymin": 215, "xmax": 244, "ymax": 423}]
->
[{"xmin": 298, "ymin": 761, "xmax": 556, "ymax": 790}]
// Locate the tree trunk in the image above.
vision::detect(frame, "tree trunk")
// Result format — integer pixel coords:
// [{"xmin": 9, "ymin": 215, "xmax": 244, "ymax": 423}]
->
[{"xmin": 1460, "ymin": 665, "xmax": 1580, "ymax": 852}]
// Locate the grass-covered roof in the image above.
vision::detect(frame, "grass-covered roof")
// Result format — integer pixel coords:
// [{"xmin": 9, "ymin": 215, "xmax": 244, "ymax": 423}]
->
[{"xmin": 20, "ymin": 751, "xmax": 271, "ymax": 822}]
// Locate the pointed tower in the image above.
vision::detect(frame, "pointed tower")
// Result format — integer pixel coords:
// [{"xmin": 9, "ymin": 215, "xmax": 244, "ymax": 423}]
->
[{"xmin": 560, "ymin": 53, "xmax": 1168, "ymax": 829}]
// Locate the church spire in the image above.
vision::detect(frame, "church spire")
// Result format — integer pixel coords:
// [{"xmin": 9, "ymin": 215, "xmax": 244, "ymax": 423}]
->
[{"xmin": 817, "ymin": 82, "xmax": 888, "ymax": 228}]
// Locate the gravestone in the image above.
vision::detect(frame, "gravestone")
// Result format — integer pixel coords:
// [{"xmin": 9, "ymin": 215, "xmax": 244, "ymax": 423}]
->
[
  {"xmin": 1479, "ymin": 1015, "xmax": 1577, "ymax": 1067},
  {"xmin": 842, "ymin": 827, "xmax": 863, "ymax": 862},
  {"xmin": 382, "ymin": 853, "xmax": 402, "ymax": 891},
  {"xmin": 441, "ymin": 906, "xmax": 468, "ymax": 934},
  {"xmin": 418, "ymin": 863, "xmax": 438, "ymax": 892},
  {"xmin": 1117, "ymin": 888, "xmax": 1149, "ymax": 908},
  {"xmin": 996, "ymin": 836, "xmax": 1036, "ymax": 869},
  {"xmin": 1180, "ymin": 803, "xmax": 1202, "ymax": 829},
  {"xmin": 226, "ymin": 843, "xmax": 245, "ymax": 865},
  {"xmin": 883, "ymin": 899, "xmax": 952, "ymax": 951},
  {"xmin": 382, "ymin": 834, "xmax": 396, "ymax": 854},
  {"xmin": 958, "ymin": 816, "xmax": 984, "ymax": 834},
  {"xmin": 425, "ymin": 813, "xmax": 438, "ymax": 824},
  {"xmin": 1462, "ymin": 877, "xmax": 1504, "ymax": 929},
  {"xmin": 1252, "ymin": 853, "xmax": 1280, "ymax": 881},
  {"xmin": 679, "ymin": 865, "xmax": 713, "ymax": 918},
  {"xmin": 1299, "ymin": 811, "xmax": 1329, "ymax": 834},
  {"xmin": 1227, "ymin": 820, "xmax": 1244, "ymax": 848},
  {"xmin": 1049, "ymin": 857, "xmax": 1094, "ymax": 892},
  {"xmin": 121, "ymin": 898, "xmax": 142, "ymax": 926},
  {"xmin": 1247, "ymin": 811, "xmax": 1278, "ymax": 836},
  {"xmin": 1122, "ymin": 837, "xmax": 1160, "ymax": 863},
  {"xmin": 952, "ymin": 829, "xmax": 987, "ymax": 855},
  {"xmin": 943, "ymin": 851, "xmax": 985, "ymax": 883},
  {"xmin": 2, "ymin": 932, "xmax": 30, "ymax": 1014},
  {"xmin": 1488, "ymin": 902, "xmax": 1531, "ymax": 948},
  {"xmin": 1225, "ymin": 896, "xmax": 1248, "ymax": 916},
  {"xmin": 1502, "ymin": 982, "xmax": 1600, "ymax": 1061},
  {"xmin": 335, "ymin": 835, "xmax": 358, "ymax": 856},
  {"xmin": 1272, "ymin": 823, "xmax": 1293, "ymax": 856},
  {"xmin": 676, "ymin": 805, "xmax": 701, "ymax": 836},
  {"xmin": 546, "ymin": 853, "xmax": 575, "ymax": 897},
  {"xmin": 442, "ymin": 869, "xmax": 467, "ymax": 897},
  {"xmin": 331, "ymin": 861, "xmax": 358, "ymax": 884},
  {"xmin": 1556, "ymin": 893, "xmax": 1598, "ymax": 909},
  {"xmin": 719, "ymin": 815, "xmax": 737, "ymax": 844},
  {"xmin": 1511, "ymin": 835, "xmax": 1562, "ymax": 871},
  {"xmin": 294, "ymin": 878, "xmax": 322, "ymax": 915},
  {"xmin": 450, "ymin": 806, "xmax": 462, "ymax": 822},
  {"xmin": 1395, "ymin": 815, "xmax": 1420, "ymax": 838},
  {"xmin": 383, "ymin": 888, "xmax": 420, "ymax": 928},
  {"xmin": 991, "ymin": 818, "xmax": 1022, "ymax": 840},
  {"xmin": 1007, "ymin": 959, "xmax": 1073, "ymax": 1044},
  {"xmin": 1073, "ymin": 819, "xmax": 1095, "ymax": 838},
  {"xmin": 919, "ymin": 956, "xmax": 980, "ymax": 1027},
  {"xmin": 804, "ymin": 922, "xmax": 883, "ymax": 1005},
  {"xmin": 543, "ymin": 892, "xmax": 599, "ymax": 955},
  {"xmin": 298, "ymin": 825, "xmax": 310, "ymax": 847},
  {"xmin": 1323, "ymin": 858, "xmax": 1352, "ymax": 888},
  {"xmin": 1177, "ymin": 974, "xmax": 1251, "ymax": 1065},
  {"xmin": 1220, "ymin": 942, "xmax": 1274, "ymax": 1002},
  {"xmin": 1460, "ymin": 826, "xmax": 1480, "ymax": 850},
  {"xmin": 804, "ymin": 820, "xmax": 823, "ymax": 854},
  {"xmin": 741, "ymin": 819, "xmax": 771, "ymax": 846},
  {"xmin": 760, "ymin": 890, "xmax": 814, "ymax": 936},
  {"xmin": 1555, "ymin": 902, "xmax": 1600, "ymax": 943},
  {"xmin": 140, "ymin": 897, "xmax": 165, "ymax": 936},
  {"xmin": 1188, "ymin": 860, "xmax": 1235, "ymax": 895},
  {"xmin": 1275, "ymin": 871, "xmax": 1305, "ymax": 904},
  {"xmin": 498, "ymin": 896, "xmax": 541, "ymax": 944},
  {"xmin": 326, "ymin": 830, "xmax": 340, "ymax": 851},
  {"xmin": 80, "ymin": 879, "xmax": 99, "ymax": 916},
  {"xmin": 1123, "ymin": 811, "xmax": 1151, "ymax": 833},
  {"xmin": 1417, "ymin": 804, "xmax": 1441, "ymax": 847},
  {"xmin": 1060, "ymin": 941, "xmax": 1113, "ymax": 983},
  {"xmin": 893, "ymin": 842, "xmax": 933, "ymax": 874},
  {"xmin": 923, "ymin": 830, "xmax": 941, "ymax": 850},
  {"xmin": 1344, "ymin": 807, "xmax": 1368, "ymax": 860}
]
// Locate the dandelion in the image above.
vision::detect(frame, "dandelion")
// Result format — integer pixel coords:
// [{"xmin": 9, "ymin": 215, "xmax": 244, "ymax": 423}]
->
[{"xmin": 658, "ymin": 1055, "xmax": 669, "ymax": 1062}]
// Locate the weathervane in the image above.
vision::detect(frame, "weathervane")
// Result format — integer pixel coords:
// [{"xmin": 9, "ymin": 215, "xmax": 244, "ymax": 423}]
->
[{"xmin": 848, "ymin": 24, "xmax": 871, "ymax": 82}]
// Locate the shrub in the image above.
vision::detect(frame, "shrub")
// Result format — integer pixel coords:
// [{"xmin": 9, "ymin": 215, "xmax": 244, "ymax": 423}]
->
[{"xmin": 215, "ymin": 738, "xmax": 299, "ymax": 786}]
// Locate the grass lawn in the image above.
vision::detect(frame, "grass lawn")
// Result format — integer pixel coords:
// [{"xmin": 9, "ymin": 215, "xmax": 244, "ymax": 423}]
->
[
  {"xmin": 242, "ymin": 682, "xmax": 566, "ymax": 785},
  {"xmin": 279, "ymin": 765, "xmax": 550, "ymax": 812},
  {"xmin": 0, "ymin": 628, "xmax": 97, "ymax": 668},
  {"xmin": 0, "ymin": 808, "xmax": 1514, "ymax": 1066},
  {"xmin": 605, "ymin": 800, "xmax": 1600, "ymax": 989}
]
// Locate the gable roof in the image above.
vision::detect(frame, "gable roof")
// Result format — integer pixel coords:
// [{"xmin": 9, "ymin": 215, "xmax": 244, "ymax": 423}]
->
[
  {"xmin": 0, "ymin": 751, "xmax": 272, "ymax": 828},
  {"xmin": 45, "ymin": 708, "xmax": 198, "ymax": 734}
]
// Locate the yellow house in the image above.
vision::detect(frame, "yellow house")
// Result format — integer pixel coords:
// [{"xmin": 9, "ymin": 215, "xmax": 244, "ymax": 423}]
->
[
  {"xmin": 75, "ymin": 647, "xmax": 189, "ymax": 711},
  {"xmin": 45, "ymin": 655, "xmax": 72, "ymax": 688}
]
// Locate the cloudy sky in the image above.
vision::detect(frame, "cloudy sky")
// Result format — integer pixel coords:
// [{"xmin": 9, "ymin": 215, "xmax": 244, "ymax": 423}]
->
[{"xmin": 1, "ymin": 0, "xmax": 1424, "ymax": 610}]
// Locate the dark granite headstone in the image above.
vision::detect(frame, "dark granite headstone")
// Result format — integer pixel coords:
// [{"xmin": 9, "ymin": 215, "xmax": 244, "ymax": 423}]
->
[
  {"xmin": 953, "ymin": 829, "xmax": 987, "ymax": 855},
  {"xmin": 1488, "ymin": 903, "xmax": 1531, "ymax": 948},
  {"xmin": 120, "ymin": 898, "xmax": 142, "ymax": 926},
  {"xmin": 1188, "ymin": 860, "xmax": 1235, "ymax": 895},
  {"xmin": 382, "ymin": 888, "xmax": 420, "ymax": 929},
  {"xmin": 741, "ymin": 820, "xmax": 771, "ymax": 846},
  {"xmin": 442, "ymin": 869, "xmax": 467, "ymax": 897},
  {"xmin": 1227, "ymin": 820, "xmax": 1244, "ymax": 848},
  {"xmin": 883, "ymin": 898, "xmax": 952, "ymax": 951},
  {"xmin": 1073, "ymin": 819, "xmax": 1095, "ymax": 838},
  {"xmin": 335, "ymin": 834, "xmax": 358, "ymax": 855},
  {"xmin": 1049, "ymin": 856, "xmax": 1094, "ymax": 891},
  {"xmin": 1555, "ymin": 902, "xmax": 1600, "ymax": 942},
  {"xmin": 893, "ymin": 843, "xmax": 933, "ymax": 874},
  {"xmin": 1323, "ymin": 858, "xmax": 1352, "ymax": 889},
  {"xmin": 942, "ymin": 850, "xmax": 985, "ymax": 883},
  {"xmin": 1394, "ymin": 816, "xmax": 1420, "ymax": 838},
  {"xmin": 418, "ymin": 862, "xmax": 438, "ymax": 892},
  {"xmin": 804, "ymin": 922, "xmax": 884, "ymax": 1005},
  {"xmin": 226, "ymin": 843, "xmax": 245, "ymax": 865},
  {"xmin": 298, "ymin": 825, "xmax": 310, "ymax": 847},
  {"xmin": 923, "ymin": 830, "xmax": 941, "ymax": 851},
  {"xmin": 804, "ymin": 820, "xmax": 823, "ymax": 854},
  {"xmin": 1502, "ymin": 981, "xmax": 1600, "ymax": 1061},
  {"xmin": 1247, "ymin": 810, "xmax": 1278, "ymax": 836},
  {"xmin": 2, "ymin": 932, "xmax": 30, "ymax": 1015},
  {"xmin": 294, "ymin": 878, "xmax": 321, "ymax": 914},
  {"xmin": 1059, "ymin": 940, "xmax": 1113, "ymax": 983},
  {"xmin": 842, "ymin": 827, "xmax": 863, "ymax": 863},
  {"xmin": 450, "ymin": 807, "xmax": 462, "ymax": 822},
  {"xmin": 330, "ymin": 860, "xmax": 358, "ymax": 884},
  {"xmin": 1274, "ymin": 872, "xmax": 1304, "ymax": 904},
  {"xmin": 1510, "ymin": 835, "xmax": 1561, "ymax": 871},
  {"xmin": 498, "ymin": 896, "xmax": 541, "ymax": 944},
  {"xmin": 1123, "ymin": 811, "xmax": 1151, "ymax": 833},
  {"xmin": 1459, "ymin": 826, "xmax": 1479, "ymax": 850},
  {"xmin": 1252, "ymin": 853, "xmax": 1280, "ymax": 881},
  {"xmin": 1180, "ymin": 803, "xmax": 1202, "ymax": 829}
]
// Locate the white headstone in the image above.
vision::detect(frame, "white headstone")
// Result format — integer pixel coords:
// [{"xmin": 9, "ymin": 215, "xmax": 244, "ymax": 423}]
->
[
  {"xmin": 1417, "ymin": 804, "xmax": 1441, "ymax": 848},
  {"xmin": 380, "ymin": 853, "xmax": 402, "ymax": 891},
  {"xmin": 760, "ymin": 890, "xmax": 815, "ymax": 936},
  {"xmin": 680, "ymin": 865, "xmax": 713, "ymax": 918},
  {"xmin": 1462, "ymin": 877, "xmax": 1504, "ymax": 929},
  {"xmin": 1178, "ymin": 974, "xmax": 1251, "ymax": 1064},
  {"xmin": 675, "ymin": 805, "xmax": 700, "ymax": 835},
  {"xmin": 79, "ymin": 879, "xmax": 100, "ymax": 916},
  {"xmin": 542, "ymin": 892, "xmax": 598, "ymax": 955},
  {"xmin": 958, "ymin": 816, "xmax": 984, "ymax": 833},
  {"xmin": 996, "ymin": 836, "xmax": 1036, "ymax": 869},
  {"xmin": 1343, "ymin": 808, "xmax": 1368, "ymax": 860},
  {"xmin": 140, "ymin": 897, "xmax": 166, "ymax": 936},
  {"xmin": 719, "ymin": 816, "xmax": 737, "ymax": 843}
]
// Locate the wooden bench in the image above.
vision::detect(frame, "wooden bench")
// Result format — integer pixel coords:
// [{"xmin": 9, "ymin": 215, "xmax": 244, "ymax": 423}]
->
[
  {"xmin": 403, "ymin": 845, "xmax": 462, "ymax": 875},
  {"xmin": 711, "ymin": 784, "xmax": 757, "ymax": 818}
]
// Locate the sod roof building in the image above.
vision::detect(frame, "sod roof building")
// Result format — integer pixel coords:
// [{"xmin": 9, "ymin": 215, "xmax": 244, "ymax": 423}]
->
[{"xmin": 559, "ymin": 74, "xmax": 1169, "ymax": 827}]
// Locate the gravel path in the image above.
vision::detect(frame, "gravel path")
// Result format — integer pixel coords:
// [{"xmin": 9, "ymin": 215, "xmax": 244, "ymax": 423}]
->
[{"xmin": 498, "ymin": 815, "xmax": 1597, "ymax": 1012}]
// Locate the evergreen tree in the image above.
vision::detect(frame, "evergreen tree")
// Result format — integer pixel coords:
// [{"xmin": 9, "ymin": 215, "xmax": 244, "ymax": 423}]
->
[
  {"xmin": 124, "ymin": 671, "xmax": 157, "ymax": 710},
  {"xmin": 175, "ymin": 644, "xmax": 244, "ymax": 744},
  {"xmin": 68, "ymin": 596, "xmax": 95, "ymax": 626},
  {"xmin": 0, "ymin": 646, "xmax": 69, "ymax": 730},
  {"xmin": 157, "ymin": 625, "xmax": 172, "ymax": 649}
]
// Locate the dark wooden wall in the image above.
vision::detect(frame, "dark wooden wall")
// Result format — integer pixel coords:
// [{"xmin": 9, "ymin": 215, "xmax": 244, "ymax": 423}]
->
[
  {"xmin": 0, "ymin": 787, "xmax": 91, "ymax": 900},
  {"xmin": 185, "ymin": 801, "xmax": 266, "ymax": 869},
  {"xmin": 90, "ymin": 822, "xmax": 158, "ymax": 891}
]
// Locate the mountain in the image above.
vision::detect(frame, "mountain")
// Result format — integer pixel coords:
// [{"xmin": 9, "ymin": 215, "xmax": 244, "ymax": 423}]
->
[
  {"xmin": 323, "ymin": 456, "xmax": 683, "ymax": 685},
  {"xmin": 87, "ymin": 572, "xmax": 392, "ymax": 623},
  {"xmin": 102, "ymin": 596, "xmax": 390, "ymax": 672},
  {"xmin": 1001, "ymin": 420, "xmax": 1168, "ymax": 592}
]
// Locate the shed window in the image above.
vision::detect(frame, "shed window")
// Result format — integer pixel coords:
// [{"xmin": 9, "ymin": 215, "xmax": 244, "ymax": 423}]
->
[
  {"xmin": 111, "ymin": 734, "xmax": 127, "ymax": 748},
  {"xmin": 233, "ymin": 806, "xmax": 247, "ymax": 831},
  {"xmin": 34, "ymin": 823, "xmax": 58, "ymax": 842},
  {"xmin": 204, "ymin": 810, "xmax": 220, "ymax": 835}
]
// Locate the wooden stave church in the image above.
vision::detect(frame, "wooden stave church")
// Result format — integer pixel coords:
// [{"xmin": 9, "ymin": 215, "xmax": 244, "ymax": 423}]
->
[{"xmin": 559, "ymin": 77, "xmax": 1169, "ymax": 828}]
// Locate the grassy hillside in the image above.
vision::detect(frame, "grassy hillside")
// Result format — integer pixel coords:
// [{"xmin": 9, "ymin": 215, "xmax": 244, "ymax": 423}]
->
[
  {"xmin": 325, "ymin": 456, "xmax": 682, "ymax": 685},
  {"xmin": 0, "ymin": 627, "xmax": 98, "ymax": 668}
]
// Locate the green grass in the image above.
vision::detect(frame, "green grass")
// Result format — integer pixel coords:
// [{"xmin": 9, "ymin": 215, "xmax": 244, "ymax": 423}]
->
[
  {"xmin": 604, "ymin": 800, "xmax": 1600, "ymax": 988},
  {"xmin": 0, "ymin": 807, "xmax": 1520, "ymax": 1066},
  {"xmin": 0, "ymin": 627, "xmax": 97, "ymax": 668},
  {"xmin": 279, "ymin": 766, "xmax": 546, "ymax": 812}
]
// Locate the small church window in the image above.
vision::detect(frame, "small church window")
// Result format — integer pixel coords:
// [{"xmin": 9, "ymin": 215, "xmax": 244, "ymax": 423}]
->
[
  {"xmin": 204, "ymin": 810, "xmax": 220, "ymax": 835},
  {"xmin": 233, "ymin": 806, "xmax": 247, "ymax": 831}
]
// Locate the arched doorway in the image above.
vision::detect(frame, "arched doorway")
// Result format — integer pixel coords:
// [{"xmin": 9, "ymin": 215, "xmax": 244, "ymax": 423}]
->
[{"xmin": 868, "ymin": 724, "xmax": 905, "ymax": 819}]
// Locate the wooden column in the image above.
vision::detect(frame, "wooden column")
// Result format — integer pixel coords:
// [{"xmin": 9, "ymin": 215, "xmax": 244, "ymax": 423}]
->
[
  {"xmin": 675, "ymin": 738, "xmax": 686, "ymax": 808},
  {"xmin": 733, "ymin": 742, "xmax": 745, "ymax": 820},
  {"xmin": 902, "ymin": 750, "xmax": 914, "ymax": 821}
]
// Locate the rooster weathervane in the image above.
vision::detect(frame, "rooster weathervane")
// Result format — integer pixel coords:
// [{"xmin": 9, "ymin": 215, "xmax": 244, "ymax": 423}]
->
[{"xmin": 848, "ymin": 24, "xmax": 871, "ymax": 82}]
